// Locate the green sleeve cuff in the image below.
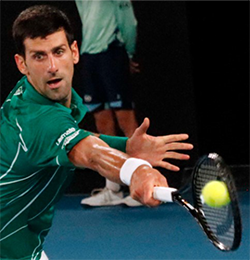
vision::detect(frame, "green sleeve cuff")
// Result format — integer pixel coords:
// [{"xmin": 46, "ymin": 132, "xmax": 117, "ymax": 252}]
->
[{"xmin": 99, "ymin": 135, "xmax": 128, "ymax": 153}]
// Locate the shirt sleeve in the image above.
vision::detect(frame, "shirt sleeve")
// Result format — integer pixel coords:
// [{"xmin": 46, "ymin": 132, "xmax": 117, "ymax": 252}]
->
[
  {"xmin": 99, "ymin": 135, "xmax": 128, "ymax": 153},
  {"xmin": 114, "ymin": 0, "xmax": 138, "ymax": 58},
  {"xmin": 25, "ymin": 109, "xmax": 92, "ymax": 168}
]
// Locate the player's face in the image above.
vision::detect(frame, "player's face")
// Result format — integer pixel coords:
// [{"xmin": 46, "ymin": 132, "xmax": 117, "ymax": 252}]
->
[{"xmin": 15, "ymin": 29, "xmax": 79, "ymax": 107}]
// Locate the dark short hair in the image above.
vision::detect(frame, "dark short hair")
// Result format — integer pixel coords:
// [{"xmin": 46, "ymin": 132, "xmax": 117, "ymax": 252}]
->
[{"xmin": 12, "ymin": 5, "xmax": 74, "ymax": 56}]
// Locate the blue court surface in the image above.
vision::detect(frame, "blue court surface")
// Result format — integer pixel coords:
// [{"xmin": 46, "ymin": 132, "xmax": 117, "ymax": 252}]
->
[{"xmin": 45, "ymin": 191, "xmax": 249, "ymax": 260}]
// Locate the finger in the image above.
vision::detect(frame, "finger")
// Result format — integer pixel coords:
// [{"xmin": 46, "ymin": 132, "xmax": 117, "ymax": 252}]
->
[
  {"xmin": 165, "ymin": 142, "xmax": 193, "ymax": 151},
  {"xmin": 143, "ymin": 189, "xmax": 162, "ymax": 207},
  {"xmin": 130, "ymin": 60, "xmax": 139, "ymax": 66},
  {"xmin": 135, "ymin": 117, "xmax": 150, "ymax": 136},
  {"xmin": 158, "ymin": 161, "xmax": 180, "ymax": 171},
  {"xmin": 131, "ymin": 68, "xmax": 140, "ymax": 74},
  {"xmin": 164, "ymin": 151, "xmax": 190, "ymax": 160},
  {"xmin": 162, "ymin": 134, "xmax": 190, "ymax": 143},
  {"xmin": 146, "ymin": 200, "xmax": 162, "ymax": 208}
]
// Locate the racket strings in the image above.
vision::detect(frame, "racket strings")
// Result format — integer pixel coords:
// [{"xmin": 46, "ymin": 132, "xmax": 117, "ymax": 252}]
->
[{"xmin": 193, "ymin": 158, "xmax": 236, "ymax": 249}]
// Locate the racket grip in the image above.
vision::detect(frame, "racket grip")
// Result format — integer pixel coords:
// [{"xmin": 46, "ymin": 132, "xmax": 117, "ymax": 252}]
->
[{"xmin": 153, "ymin": 187, "xmax": 177, "ymax": 203}]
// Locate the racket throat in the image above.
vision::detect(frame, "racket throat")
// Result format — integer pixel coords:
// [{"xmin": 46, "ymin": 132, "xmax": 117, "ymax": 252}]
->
[{"xmin": 173, "ymin": 193, "xmax": 198, "ymax": 216}]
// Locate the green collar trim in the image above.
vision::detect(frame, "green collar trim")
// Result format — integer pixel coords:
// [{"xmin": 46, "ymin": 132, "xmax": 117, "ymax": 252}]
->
[{"xmin": 21, "ymin": 76, "xmax": 88, "ymax": 121}]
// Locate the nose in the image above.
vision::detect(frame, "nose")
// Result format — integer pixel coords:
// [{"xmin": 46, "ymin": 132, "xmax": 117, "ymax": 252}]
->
[{"xmin": 48, "ymin": 55, "xmax": 58, "ymax": 74}]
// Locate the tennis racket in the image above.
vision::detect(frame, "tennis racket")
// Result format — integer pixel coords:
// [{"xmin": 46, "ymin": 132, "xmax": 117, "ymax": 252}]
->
[{"xmin": 153, "ymin": 153, "xmax": 242, "ymax": 251}]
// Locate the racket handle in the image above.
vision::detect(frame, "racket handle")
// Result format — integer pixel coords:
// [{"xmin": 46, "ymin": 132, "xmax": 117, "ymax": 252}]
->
[{"xmin": 153, "ymin": 187, "xmax": 178, "ymax": 203}]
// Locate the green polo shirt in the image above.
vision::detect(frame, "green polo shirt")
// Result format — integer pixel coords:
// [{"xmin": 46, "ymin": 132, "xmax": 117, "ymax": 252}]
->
[
  {"xmin": 0, "ymin": 76, "xmax": 92, "ymax": 259},
  {"xmin": 0, "ymin": 76, "xmax": 129, "ymax": 259},
  {"xmin": 75, "ymin": 0, "xmax": 137, "ymax": 58}
]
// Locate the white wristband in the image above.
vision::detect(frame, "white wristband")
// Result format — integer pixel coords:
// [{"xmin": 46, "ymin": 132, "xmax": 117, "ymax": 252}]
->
[{"xmin": 120, "ymin": 158, "xmax": 152, "ymax": 186}]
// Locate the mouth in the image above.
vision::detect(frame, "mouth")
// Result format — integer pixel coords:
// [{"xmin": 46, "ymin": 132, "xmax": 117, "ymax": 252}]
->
[{"xmin": 47, "ymin": 78, "xmax": 62, "ymax": 89}]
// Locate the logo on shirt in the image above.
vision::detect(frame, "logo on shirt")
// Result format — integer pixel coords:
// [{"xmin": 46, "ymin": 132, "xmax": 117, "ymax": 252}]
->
[
  {"xmin": 14, "ymin": 86, "xmax": 24, "ymax": 96},
  {"xmin": 56, "ymin": 127, "xmax": 76, "ymax": 146},
  {"xmin": 62, "ymin": 130, "xmax": 80, "ymax": 148},
  {"xmin": 84, "ymin": 95, "xmax": 92, "ymax": 103}
]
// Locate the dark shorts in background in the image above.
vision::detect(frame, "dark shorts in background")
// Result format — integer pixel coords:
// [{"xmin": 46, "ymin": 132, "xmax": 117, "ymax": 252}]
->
[{"xmin": 79, "ymin": 43, "xmax": 134, "ymax": 112}]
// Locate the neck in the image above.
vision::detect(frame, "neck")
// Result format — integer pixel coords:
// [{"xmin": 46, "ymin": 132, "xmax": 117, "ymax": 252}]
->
[{"xmin": 59, "ymin": 95, "xmax": 71, "ymax": 108}]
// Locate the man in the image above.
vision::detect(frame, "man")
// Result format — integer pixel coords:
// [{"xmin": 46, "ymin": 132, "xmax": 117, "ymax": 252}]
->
[
  {"xmin": 0, "ymin": 5, "xmax": 193, "ymax": 260},
  {"xmin": 75, "ymin": 0, "xmax": 141, "ymax": 206}
]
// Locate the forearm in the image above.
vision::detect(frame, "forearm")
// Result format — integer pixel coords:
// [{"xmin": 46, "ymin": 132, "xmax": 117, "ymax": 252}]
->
[
  {"xmin": 68, "ymin": 135, "xmax": 169, "ymax": 207},
  {"xmin": 68, "ymin": 135, "xmax": 129, "ymax": 184}
]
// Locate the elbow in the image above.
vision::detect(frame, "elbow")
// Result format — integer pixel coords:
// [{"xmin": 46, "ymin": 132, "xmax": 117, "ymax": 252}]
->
[{"xmin": 68, "ymin": 135, "xmax": 109, "ymax": 170}]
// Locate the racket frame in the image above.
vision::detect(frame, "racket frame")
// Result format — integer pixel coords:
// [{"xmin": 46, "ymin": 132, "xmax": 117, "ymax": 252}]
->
[
  {"xmin": 171, "ymin": 190, "xmax": 228, "ymax": 251},
  {"xmin": 192, "ymin": 153, "xmax": 242, "ymax": 251},
  {"xmin": 153, "ymin": 153, "xmax": 242, "ymax": 251}
]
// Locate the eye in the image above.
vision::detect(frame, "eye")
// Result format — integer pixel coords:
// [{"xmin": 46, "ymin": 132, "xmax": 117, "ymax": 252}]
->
[
  {"xmin": 34, "ymin": 53, "xmax": 44, "ymax": 61},
  {"xmin": 55, "ymin": 48, "xmax": 64, "ymax": 56}
]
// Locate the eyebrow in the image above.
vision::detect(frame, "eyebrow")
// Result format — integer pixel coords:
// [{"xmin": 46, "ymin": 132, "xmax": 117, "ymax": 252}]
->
[{"xmin": 29, "ymin": 44, "xmax": 67, "ymax": 55}]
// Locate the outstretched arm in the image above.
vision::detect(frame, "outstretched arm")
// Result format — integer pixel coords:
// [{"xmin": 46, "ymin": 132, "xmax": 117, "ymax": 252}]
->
[
  {"xmin": 126, "ymin": 118, "xmax": 194, "ymax": 171},
  {"xmin": 68, "ymin": 135, "xmax": 168, "ymax": 207}
]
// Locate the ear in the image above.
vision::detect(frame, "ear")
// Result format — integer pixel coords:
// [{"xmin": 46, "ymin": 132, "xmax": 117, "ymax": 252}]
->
[
  {"xmin": 14, "ymin": 54, "xmax": 28, "ymax": 75},
  {"xmin": 71, "ymin": 41, "xmax": 79, "ymax": 65}
]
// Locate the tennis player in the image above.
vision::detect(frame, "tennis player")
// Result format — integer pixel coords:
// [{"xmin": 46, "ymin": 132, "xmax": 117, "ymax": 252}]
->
[{"xmin": 0, "ymin": 5, "xmax": 193, "ymax": 260}]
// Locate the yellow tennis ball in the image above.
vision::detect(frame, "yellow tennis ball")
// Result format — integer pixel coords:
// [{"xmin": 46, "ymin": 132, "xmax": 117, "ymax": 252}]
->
[{"xmin": 201, "ymin": 180, "xmax": 230, "ymax": 208}]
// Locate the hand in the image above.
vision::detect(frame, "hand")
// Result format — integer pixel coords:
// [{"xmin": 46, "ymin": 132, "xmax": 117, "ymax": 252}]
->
[
  {"xmin": 126, "ymin": 118, "xmax": 194, "ymax": 171},
  {"xmin": 130, "ymin": 165, "xmax": 168, "ymax": 207},
  {"xmin": 129, "ymin": 59, "xmax": 140, "ymax": 74}
]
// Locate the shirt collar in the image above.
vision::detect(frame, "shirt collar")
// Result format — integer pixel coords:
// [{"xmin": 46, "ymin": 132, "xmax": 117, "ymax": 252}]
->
[
  {"xmin": 23, "ymin": 76, "xmax": 57, "ymax": 106},
  {"xmin": 22, "ymin": 76, "xmax": 88, "ymax": 122}
]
